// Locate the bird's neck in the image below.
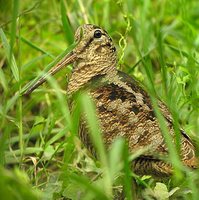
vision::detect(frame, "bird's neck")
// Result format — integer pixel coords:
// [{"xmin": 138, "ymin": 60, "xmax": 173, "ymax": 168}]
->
[{"xmin": 67, "ymin": 60, "xmax": 117, "ymax": 95}]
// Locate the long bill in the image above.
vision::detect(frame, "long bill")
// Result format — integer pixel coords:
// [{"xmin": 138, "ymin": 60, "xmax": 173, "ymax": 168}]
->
[{"xmin": 23, "ymin": 51, "xmax": 76, "ymax": 95}]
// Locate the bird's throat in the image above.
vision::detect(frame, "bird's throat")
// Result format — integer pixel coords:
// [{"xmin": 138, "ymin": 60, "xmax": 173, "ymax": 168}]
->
[{"xmin": 67, "ymin": 61, "xmax": 117, "ymax": 95}]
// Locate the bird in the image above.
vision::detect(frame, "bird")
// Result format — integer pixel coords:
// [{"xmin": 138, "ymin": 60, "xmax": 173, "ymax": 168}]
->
[{"xmin": 24, "ymin": 24, "xmax": 197, "ymax": 177}]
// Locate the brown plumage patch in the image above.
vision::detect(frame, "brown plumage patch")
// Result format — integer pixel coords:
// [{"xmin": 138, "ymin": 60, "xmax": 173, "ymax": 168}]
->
[{"xmin": 66, "ymin": 24, "xmax": 198, "ymax": 177}]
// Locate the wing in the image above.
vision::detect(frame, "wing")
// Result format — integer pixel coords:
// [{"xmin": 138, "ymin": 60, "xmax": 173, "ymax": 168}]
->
[{"xmin": 90, "ymin": 71, "xmax": 197, "ymax": 168}]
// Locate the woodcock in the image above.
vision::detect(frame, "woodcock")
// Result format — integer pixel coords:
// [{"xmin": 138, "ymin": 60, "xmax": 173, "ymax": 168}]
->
[{"xmin": 25, "ymin": 24, "xmax": 197, "ymax": 177}]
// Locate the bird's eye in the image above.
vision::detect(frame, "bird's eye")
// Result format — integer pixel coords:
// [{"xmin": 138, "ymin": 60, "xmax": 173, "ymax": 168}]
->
[{"xmin": 94, "ymin": 30, "xmax": 102, "ymax": 38}]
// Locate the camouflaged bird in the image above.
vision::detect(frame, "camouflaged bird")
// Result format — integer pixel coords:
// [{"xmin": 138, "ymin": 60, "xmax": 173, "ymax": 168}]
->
[{"xmin": 25, "ymin": 24, "xmax": 197, "ymax": 177}]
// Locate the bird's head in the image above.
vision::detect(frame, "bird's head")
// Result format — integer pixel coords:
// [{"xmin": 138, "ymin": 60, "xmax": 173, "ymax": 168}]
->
[
  {"xmin": 24, "ymin": 24, "xmax": 117, "ymax": 95},
  {"xmin": 73, "ymin": 24, "xmax": 117, "ymax": 65}
]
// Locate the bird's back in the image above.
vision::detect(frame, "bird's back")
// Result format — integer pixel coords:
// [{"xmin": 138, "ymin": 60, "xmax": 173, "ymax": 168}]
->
[{"xmin": 79, "ymin": 70, "xmax": 197, "ymax": 176}]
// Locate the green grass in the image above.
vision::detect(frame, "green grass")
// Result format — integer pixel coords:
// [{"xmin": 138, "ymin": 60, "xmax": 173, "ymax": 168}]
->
[{"xmin": 0, "ymin": 0, "xmax": 199, "ymax": 199}]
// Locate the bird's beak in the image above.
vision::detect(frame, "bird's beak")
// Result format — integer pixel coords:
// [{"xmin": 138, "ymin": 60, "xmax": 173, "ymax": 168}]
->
[{"xmin": 23, "ymin": 50, "xmax": 77, "ymax": 95}]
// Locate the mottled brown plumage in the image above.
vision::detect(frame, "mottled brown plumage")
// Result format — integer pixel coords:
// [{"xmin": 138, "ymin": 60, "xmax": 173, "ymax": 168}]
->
[{"xmin": 25, "ymin": 24, "xmax": 197, "ymax": 177}]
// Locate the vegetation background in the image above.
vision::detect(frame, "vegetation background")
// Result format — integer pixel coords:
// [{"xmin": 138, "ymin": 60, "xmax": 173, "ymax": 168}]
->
[{"xmin": 0, "ymin": 0, "xmax": 199, "ymax": 199}]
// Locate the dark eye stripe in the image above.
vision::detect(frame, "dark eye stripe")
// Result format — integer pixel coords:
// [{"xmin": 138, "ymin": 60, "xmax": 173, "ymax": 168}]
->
[
  {"xmin": 101, "ymin": 32, "xmax": 112, "ymax": 42},
  {"xmin": 111, "ymin": 46, "xmax": 116, "ymax": 52},
  {"xmin": 84, "ymin": 37, "xmax": 94, "ymax": 48}
]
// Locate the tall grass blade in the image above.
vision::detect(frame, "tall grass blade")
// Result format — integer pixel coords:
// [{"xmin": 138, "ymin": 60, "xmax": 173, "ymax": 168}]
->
[
  {"xmin": 20, "ymin": 36, "xmax": 55, "ymax": 59},
  {"xmin": 0, "ymin": 28, "xmax": 19, "ymax": 81},
  {"xmin": 0, "ymin": 68, "xmax": 8, "ymax": 92},
  {"xmin": 20, "ymin": 42, "xmax": 76, "ymax": 95},
  {"xmin": 9, "ymin": 0, "xmax": 19, "ymax": 62},
  {"xmin": 60, "ymin": 0, "xmax": 74, "ymax": 44},
  {"xmin": 80, "ymin": 93, "xmax": 112, "ymax": 197},
  {"xmin": 122, "ymin": 142, "xmax": 133, "ymax": 200}
]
